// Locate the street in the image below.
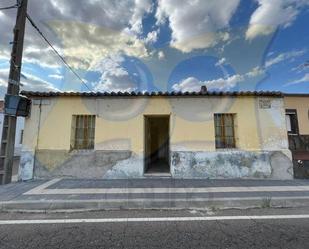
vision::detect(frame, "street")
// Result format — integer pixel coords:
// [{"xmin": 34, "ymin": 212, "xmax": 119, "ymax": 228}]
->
[{"xmin": 0, "ymin": 208, "xmax": 309, "ymax": 249}]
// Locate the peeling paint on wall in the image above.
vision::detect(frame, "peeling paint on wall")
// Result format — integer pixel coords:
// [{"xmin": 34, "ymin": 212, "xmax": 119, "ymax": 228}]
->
[
  {"xmin": 103, "ymin": 153, "xmax": 144, "ymax": 179},
  {"xmin": 18, "ymin": 150, "xmax": 35, "ymax": 181},
  {"xmin": 18, "ymin": 149, "xmax": 294, "ymax": 180},
  {"xmin": 18, "ymin": 96, "xmax": 294, "ymax": 180},
  {"xmin": 171, "ymin": 151, "xmax": 293, "ymax": 179},
  {"xmin": 32, "ymin": 150, "xmax": 132, "ymax": 179}
]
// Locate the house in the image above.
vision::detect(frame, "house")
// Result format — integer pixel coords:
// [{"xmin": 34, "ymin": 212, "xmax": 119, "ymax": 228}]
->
[
  {"xmin": 18, "ymin": 88, "xmax": 294, "ymax": 181},
  {"xmin": 284, "ymin": 94, "xmax": 309, "ymax": 178}
]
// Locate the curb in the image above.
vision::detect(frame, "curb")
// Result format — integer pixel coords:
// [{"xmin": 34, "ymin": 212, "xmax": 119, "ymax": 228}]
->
[{"xmin": 1, "ymin": 196, "xmax": 309, "ymax": 213}]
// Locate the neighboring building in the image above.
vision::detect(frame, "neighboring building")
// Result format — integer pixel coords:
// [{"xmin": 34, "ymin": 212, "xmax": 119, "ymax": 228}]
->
[
  {"xmin": 284, "ymin": 94, "xmax": 309, "ymax": 178},
  {"xmin": 18, "ymin": 89, "xmax": 293, "ymax": 181},
  {"xmin": 0, "ymin": 100, "xmax": 24, "ymax": 156}
]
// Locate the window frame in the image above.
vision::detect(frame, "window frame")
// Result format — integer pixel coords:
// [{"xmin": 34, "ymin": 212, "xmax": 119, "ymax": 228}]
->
[
  {"xmin": 71, "ymin": 115, "xmax": 96, "ymax": 150},
  {"xmin": 214, "ymin": 113, "xmax": 236, "ymax": 149},
  {"xmin": 285, "ymin": 109, "xmax": 299, "ymax": 135}
]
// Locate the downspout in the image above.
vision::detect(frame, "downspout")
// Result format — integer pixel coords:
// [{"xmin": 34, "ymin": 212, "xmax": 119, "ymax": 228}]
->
[{"xmin": 32, "ymin": 100, "xmax": 42, "ymax": 178}]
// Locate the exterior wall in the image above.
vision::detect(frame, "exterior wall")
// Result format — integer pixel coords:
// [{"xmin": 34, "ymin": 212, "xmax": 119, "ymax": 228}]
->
[
  {"xmin": 284, "ymin": 96, "xmax": 309, "ymax": 135},
  {"xmin": 0, "ymin": 113, "xmax": 24, "ymax": 156},
  {"xmin": 284, "ymin": 96, "xmax": 309, "ymax": 179},
  {"xmin": 19, "ymin": 96, "xmax": 293, "ymax": 180}
]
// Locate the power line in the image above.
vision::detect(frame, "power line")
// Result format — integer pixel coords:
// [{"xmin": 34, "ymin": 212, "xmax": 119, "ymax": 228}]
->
[
  {"xmin": 0, "ymin": 4, "xmax": 18, "ymax": 10},
  {"xmin": 0, "ymin": 0, "xmax": 21, "ymax": 10},
  {"xmin": 26, "ymin": 13, "xmax": 92, "ymax": 91}
]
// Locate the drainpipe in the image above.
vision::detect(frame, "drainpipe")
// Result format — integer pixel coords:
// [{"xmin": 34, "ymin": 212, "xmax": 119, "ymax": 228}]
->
[{"xmin": 33, "ymin": 100, "xmax": 42, "ymax": 178}]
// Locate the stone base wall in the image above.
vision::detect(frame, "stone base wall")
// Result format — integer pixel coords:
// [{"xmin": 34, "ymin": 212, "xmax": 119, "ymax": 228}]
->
[
  {"xmin": 18, "ymin": 149, "xmax": 293, "ymax": 180},
  {"xmin": 171, "ymin": 150, "xmax": 294, "ymax": 179},
  {"xmin": 33, "ymin": 150, "xmax": 134, "ymax": 179}
]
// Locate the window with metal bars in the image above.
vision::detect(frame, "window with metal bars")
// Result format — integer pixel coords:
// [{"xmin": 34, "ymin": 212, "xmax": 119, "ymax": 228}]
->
[
  {"xmin": 214, "ymin": 113, "xmax": 236, "ymax": 149},
  {"xmin": 71, "ymin": 115, "xmax": 95, "ymax": 150}
]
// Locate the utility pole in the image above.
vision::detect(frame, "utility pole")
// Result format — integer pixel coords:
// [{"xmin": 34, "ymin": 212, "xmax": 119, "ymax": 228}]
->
[{"xmin": 0, "ymin": 0, "xmax": 28, "ymax": 184}]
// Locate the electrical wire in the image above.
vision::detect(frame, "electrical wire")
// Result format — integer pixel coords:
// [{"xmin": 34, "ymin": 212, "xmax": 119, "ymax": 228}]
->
[
  {"xmin": 0, "ymin": 0, "xmax": 21, "ymax": 11},
  {"xmin": 0, "ymin": 4, "xmax": 18, "ymax": 10},
  {"xmin": 26, "ymin": 13, "xmax": 92, "ymax": 91}
]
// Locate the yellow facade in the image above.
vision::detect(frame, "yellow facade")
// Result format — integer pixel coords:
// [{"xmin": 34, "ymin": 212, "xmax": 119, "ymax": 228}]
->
[
  {"xmin": 23, "ymin": 95, "xmax": 288, "ymax": 154},
  {"xmin": 284, "ymin": 96, "xmax": 309, "ymax": 135},
  {"xmin": 18, "ymin": 94, "xmax": 295, "ymax": 180}
]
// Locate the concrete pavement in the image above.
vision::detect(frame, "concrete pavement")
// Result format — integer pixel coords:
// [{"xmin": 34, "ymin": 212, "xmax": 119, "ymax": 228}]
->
[{"xmin": 1, "ymin": 178, "xmax": 309, "ymax": 212}]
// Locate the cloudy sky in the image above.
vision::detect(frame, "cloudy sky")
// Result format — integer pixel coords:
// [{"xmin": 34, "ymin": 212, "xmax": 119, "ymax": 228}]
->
[{"xmin": 0, "ymin": 0, "xmax": 308, "ymax": 96}]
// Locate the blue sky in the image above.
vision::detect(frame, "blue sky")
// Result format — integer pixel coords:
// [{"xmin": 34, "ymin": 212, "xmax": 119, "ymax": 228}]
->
[{"xmin": 0, "ymin": 0, "xmax": 308, "ymax": 96}]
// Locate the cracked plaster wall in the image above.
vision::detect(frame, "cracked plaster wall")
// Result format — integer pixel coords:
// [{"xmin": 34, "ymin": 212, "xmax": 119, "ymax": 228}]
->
[{"xmin": 18, "ymin": 96, "xmax": 292, "ymax": 180}]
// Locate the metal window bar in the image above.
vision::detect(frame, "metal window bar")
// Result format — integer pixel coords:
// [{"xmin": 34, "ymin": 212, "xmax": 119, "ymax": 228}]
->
[
  {"xmin": 214, "ymin": 114, "xmax": 236, "ymax": 149},
  {"xmin": 72, "ymin": 115, "xmax": 95, "ymax": 150}
]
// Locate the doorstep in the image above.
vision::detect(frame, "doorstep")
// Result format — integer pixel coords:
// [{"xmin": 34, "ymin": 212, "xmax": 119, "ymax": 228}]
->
[{"xmin": 143, "ymin": 173, "xmax": 172, "ymax": 177}]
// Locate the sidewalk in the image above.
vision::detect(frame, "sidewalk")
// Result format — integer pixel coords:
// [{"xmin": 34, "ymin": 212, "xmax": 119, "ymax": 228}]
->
[{"xmin": 1, "ymin": 178, "xmax": 309, "ymax": 212}]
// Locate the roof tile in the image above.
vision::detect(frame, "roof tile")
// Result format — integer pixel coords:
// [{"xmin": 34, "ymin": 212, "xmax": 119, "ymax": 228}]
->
[{"xmin": 20, "ymin": 90, "xmax": 284, "ymax": 98}]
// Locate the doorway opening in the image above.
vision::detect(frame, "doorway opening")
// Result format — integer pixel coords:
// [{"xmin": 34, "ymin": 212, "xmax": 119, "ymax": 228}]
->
[{"xmin": 144, "ymin": 115, "xmax": 170, "ymax": 174}]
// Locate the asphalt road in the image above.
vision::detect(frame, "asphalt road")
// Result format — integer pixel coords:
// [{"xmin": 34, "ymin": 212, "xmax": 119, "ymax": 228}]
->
[{"xmin": 0, "ymin": 208, "xmax": 309, "ymax": 249}]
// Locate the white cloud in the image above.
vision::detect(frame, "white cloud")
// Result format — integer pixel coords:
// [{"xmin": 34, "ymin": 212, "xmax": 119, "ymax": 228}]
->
[
  {"xmin": 0, "ymin": 1, "xmax": 153, "ymax": 92},
  {"xmin": 155, "ymin": 0, "xmax": 240, "ymax": 52},
  {"xmin": 172, "ymin": 74, "xmax": 245, "ymax": 92},
  {"xmin": 172, "ymin": 77, "xmax": 203, "ymax": 92},
  {"xmin": 20, "ymin": 72, "xmax": 59, "ymax": 92},
  {"xmin": 291, "ymin": 61, "xmax": 309, "ymax": 73},
  {"xmin": 0, "ymin": 0, "xmax": 153, "ymax": 73},
  {"xmin": 145, "ymin": 30, "xmax": 159, "ymax": 44},
  {"xmin": 158, "ymin": 51, "xmax": 165, "ymax": 60},
  {"xmin": 1, "ymin": 65, "xmax": 58, "ymax": 91},
  {"xmin": 0, "ymin": 50, "xmax": 10, "ymax": 61},
  {"xmin": 49, "ymin": 21, "xmax": 149, "ymax": 71},
  {"xmin": 172, "ymin": 67, "xmax": 264, "ymax": 92},
  {"xmin": 246, "ymin": 0, "xmax": 309, "ymax": 40},
  {"xmin": 126, "ymin": 0, "xmax": 153, "ymax": 35},
  {"xmin": 215, "ymin": 58, "xmax": 226, "ymax": 67},
  {"xmin": 93, "ymin": 54, "xmax": 137, "ymax": 92},
  {"xmin": 265, "ymin": 50, "xmax": 306, "ymax": 68},
  {"xmin": 48, "ymin": 74, "xmax": 64, "ymax": 80},
  {"xmin": 0, "ymin": 67, "xmax": 58, "ymax": 92},
  {"xmin": 23, "ymin": 46, "xmax": 63, "ymax": 69},
  {"xmin": 246, "ymin": 66, "xmax": 265, "ymax": 77},
  {"xmin": 285, "ymin": 73, "xmax": 309, "ymax": 86},
  {"xmin": 0, "ymin": 68, "xmax": 9, "ymax": 86}
]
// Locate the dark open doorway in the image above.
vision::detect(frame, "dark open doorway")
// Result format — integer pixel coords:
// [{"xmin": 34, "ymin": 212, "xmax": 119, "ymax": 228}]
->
[{"xmin": 144, "ymin": 115, "xmax": 170, "ymax": 174}]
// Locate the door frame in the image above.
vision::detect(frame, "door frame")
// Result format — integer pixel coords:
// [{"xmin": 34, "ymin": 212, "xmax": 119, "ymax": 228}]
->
[{"xmin": 143, "ymin": 114, "xmax": 170, "ymax": 175}]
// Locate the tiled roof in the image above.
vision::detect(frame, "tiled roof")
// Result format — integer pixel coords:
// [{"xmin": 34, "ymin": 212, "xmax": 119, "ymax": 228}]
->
[
  {"xmin": 283, "ymin": 93, "xmax": 309, "ymax": 97},
  {"xmin": 20, "ymin": 90, "xmax": 283, "ymax": 97}
]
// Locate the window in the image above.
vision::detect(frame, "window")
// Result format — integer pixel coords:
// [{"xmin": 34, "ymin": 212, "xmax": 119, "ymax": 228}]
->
[
  {"xmin": 71, "ymin": 115, "xmax": 96, "ymax": 150},
  {"xmin": 285, "ymin": 109, "xmax": 299, "ymax": 135},
  {"xmin": 214, "ymin": 114, "xmax": 236, "ymax": 149}
]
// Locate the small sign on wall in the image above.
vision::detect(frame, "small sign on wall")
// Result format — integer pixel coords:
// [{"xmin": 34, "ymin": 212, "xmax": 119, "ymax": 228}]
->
[{"xmin": 259, "ymin": 99, "xmax": 272, "ymax": 109}]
